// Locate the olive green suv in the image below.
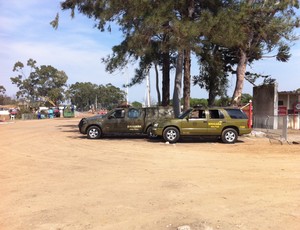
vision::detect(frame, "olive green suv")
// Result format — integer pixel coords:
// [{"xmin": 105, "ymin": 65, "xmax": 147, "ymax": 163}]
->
[
  {"xmin": 152, "ymin": 107, "xmax": 251, "ymax": 144},
  {"xmin": 78, "ymin": 106, "xmax": 173, "ymax": 139}
]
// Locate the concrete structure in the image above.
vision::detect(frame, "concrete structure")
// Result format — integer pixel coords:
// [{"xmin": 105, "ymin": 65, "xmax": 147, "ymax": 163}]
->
[{"xmin": 253, "ymin": 84, "xmax": 278, "ymax": 128}]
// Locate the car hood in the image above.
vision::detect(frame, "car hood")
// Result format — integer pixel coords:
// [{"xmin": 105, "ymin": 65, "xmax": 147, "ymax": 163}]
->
[{"xmin": 85, "ymin": 114, "xmax": 105, "ymax": 121}]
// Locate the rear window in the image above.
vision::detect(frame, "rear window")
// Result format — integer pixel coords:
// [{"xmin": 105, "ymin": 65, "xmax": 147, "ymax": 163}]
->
[
  {"xmin": 209, "ymin": 109, "xmax": 224, "ymax": 119},
  {"xmin": 225, "ymin": 109, "xmax": 248, "ymax": 119}
]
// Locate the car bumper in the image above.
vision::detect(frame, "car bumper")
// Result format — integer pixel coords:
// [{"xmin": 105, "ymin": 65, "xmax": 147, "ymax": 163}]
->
[
  {"xmin": 239, "ymin": 127, "xmax": 252, "ymax": 135},
  {"xmin": 78, "ymin": 119, "xmax": 87, "ymax": 134}
]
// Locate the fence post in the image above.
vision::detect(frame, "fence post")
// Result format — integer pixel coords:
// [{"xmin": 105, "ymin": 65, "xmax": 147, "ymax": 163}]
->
[
  {"xmin": 248, "ymin": 100, "xmax": 253, "ymax": 128},
  {"xmin": 282, "ymin": 115, "xmax": 288, "ymax": 141}
]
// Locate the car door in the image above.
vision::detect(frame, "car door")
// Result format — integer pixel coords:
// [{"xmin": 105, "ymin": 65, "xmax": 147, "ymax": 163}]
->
[
  {"xmin": 125, "ymin": 108, "xmax": 144, "ymax": 133},
  {"xmin": 207, "ymin": 109, "xmax": 226, "ymax": 135},
  {"xmin": 102, "ymin": 108, "xmax": 126, "ymax": 133},
  {"xmin": 180, "ymin": 108, "xmax": 208, "ymax": 135}
]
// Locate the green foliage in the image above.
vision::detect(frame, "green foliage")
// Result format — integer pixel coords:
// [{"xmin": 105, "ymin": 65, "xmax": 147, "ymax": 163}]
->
[
  {"xmin": 58, "ymin": 0, "xmax": 299, "ymax": 107},
  {"xmin": 193, "ymin": 44, "xmax": 229, "ymax": 106},
  {"xmin": 0, "ymin": 92, "xmax": 17, "ymax": 106},
  {"xmin": 189, "ymin": 98, "xmax": 208, "ymax": 108},
  {"xmin": 244, "ymin": 72, "xmax": 276, "ymax": 86},
  {"xmin": 131, "ymin": 101, "xmax": 143, "ymax": 108},
  {"xmin": 0, "ymin": 85, "xmax": 6, "ymax": 95},
  {"xmin": 59, "ymin": 0, "xmax": 210, "ymax": 107},
  {"xmin": 10, "ymin": 59, "xmax": 68, "ymax": 105},
  {"xmin": 67, "ymin": 82, "xmax": 126, "ymax": 111},
  {"xmin": 66, "ymin": 82, "xmax": 97, "ymax": 111},
  {"xmin": 100, "ymin": 84, "xmax": 126, "ymax": 109},
  {"xmin": 215, "ymin": 97, "xmax": 231, "ymax": 107},
  {"xmin": 276, "ymin": 44, "xmax": 291, "ymax": 62},
  {"xmin": 212, "ymin": 94, "xmax": 252, "ymax": 106},
  {"xmin": 241, "ymin": 93, "xmax": 252, "ymax": 104},
  {"xmin": 50, "ymin": 13, "xmax": 59, "ymax": 29},
  {"xmin": 203, "ymin": 0, "xmax": 299, "ymax": 105}
]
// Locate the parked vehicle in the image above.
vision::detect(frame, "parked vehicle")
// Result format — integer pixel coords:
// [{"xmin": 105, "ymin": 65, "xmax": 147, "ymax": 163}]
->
[
  {"xmin": 52, "ymin": 107, "xmax": 61, "ymax": 117},
  {"xmin": 78, "ymin": 106, "xmax": 173, "ymax": 139},
  {"xmin": 152, "ymin": 107, "xmax": 252, "ymax": 144}
]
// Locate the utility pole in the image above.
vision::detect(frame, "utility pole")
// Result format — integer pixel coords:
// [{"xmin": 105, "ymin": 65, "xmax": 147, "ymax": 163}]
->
[
  {"xmin": 146, "ymin": 67, "xmax": 151, "ymax": 107},
  {"xmin": 95, "ymin": 94, "xmax": 97, "ymax": 110},
  {"xmin": 125, "ymin": 66, "xmax": 129, "ymax": 105}
]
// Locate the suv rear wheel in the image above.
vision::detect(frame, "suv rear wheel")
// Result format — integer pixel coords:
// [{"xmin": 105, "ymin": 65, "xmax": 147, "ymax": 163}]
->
[
  {"xmin": 221, "ymin": 128, "xmax": 237, "ymax": 144},
  {"xmin": 87, "ymin": 126, "xmax": 101, "ymax": 139},
  {"xmin": 146, "ymin": 126, "xmax": 157, "ymax": 139},
  {"xmin": 163, "ymin": 127, "xmax": 180, "ymax": 143}
]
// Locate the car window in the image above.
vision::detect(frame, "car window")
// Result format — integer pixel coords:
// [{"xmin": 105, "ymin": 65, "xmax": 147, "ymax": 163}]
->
[
  {"xmin": 178, "ymin": 109, "xmax": 193, "ymax": 119},
  {"xmin": 190, "ymin": 109, "xmax": 206, "ymax": 119},
  {"xmin": 209, "ymin": 109, "xmax": 224, "ymax": 119},
  {"xmin": 225, "ymin": 109, "xmax": 248, "ymax": 119},
  {"xmin": 128, "ymin": 109, "xmax": 140, "ymax": 118},
  {"xmin": 113, "ymin": 109, "xmax": 125, "ymax": 118},
  {"xmin": 190, "ymin": 110, "xmax": 199, "ymax": 119}
]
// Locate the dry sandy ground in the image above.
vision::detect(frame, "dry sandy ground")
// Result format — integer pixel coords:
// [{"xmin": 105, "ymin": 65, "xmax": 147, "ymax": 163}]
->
[{"xmin": 0, "ymin": 118, "xmax": 300, "ymax": 230}]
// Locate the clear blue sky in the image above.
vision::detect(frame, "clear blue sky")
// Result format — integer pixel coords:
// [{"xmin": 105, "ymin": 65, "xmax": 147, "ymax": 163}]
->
[{"xmin": 1, "ymin": 0, "xmax": 300, "ymax": 104}]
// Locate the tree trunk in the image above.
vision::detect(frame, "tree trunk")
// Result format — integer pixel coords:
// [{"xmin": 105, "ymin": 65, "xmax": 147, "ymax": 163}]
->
[
  {"xmin": 182, "ymin": 0, "xmax": 194, "ymax": 111},
  {"xmin": 162, "ymin": 51, "xmax": 170, "ymax": 106},
  {"xmin": 183, "ymin": 49, "xmax": 191, "ymax": 111},
  {"xmin": 231, "ymin": 49, "xmax": 248, "ymax": 106},
  {"xmin": 173, "ymin": 50, "xmax": 183, "ymax": 117},
  {"xmin": 154, "ymin": 63, "xmax": 161, "ymax": 105},
  {"xmin": 208, "ymin": 90, "xmax": 215, "ymax": 106}
]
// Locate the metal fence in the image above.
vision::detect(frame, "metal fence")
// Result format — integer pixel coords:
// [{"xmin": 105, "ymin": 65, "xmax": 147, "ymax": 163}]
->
[
  {"xmin": 253, "ymin": 115, "xmax": 288, "ymax": 144},
  {"xmin": 21, "ymin": 113, "xmax": 35, "ymax": 120},
  {"xmin": 266, "ymin": 115, "xmax": 288, "ymax": 144}
]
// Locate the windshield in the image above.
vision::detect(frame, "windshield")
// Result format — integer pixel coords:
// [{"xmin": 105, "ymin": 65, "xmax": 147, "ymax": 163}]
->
[
  {"xmin": 178, "ymin": 109, "xmax": 193, "ymax": 119},
  {"xmin": 89, "ymin": 114, "xmax": 106, "ymax": 119}
]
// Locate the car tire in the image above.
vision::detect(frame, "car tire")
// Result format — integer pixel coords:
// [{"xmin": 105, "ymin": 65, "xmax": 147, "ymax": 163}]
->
[
  {"xmin": 163, "ymin": 127, "xmax": 180, "ymax": 143},
  {"xmin": 146, "ymin": 126, "xmax": 157, "ymax": 139},
  {"xmin": 221, "ymin": 128, "xmax": 238, "ymax": 144},
  {"xmin": 87, "ymin": 126, "xmax": 102, "ymax": 139}
]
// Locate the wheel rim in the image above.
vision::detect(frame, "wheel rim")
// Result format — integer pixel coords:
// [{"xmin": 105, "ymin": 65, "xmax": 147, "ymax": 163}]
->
[
  {"xmin": 166, "ymin": 129, "xmax": 177, "ymax": 141},
  {"xmin": 89, "ymin": 128, "xmax": 99, "ymax": 138},
  {"xmin": 225, "ymin": 131, "xmax": 235, "ymax": 142}
]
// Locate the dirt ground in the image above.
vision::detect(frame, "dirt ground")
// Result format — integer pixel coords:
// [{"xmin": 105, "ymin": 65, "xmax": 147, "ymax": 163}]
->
[{"xmin": 0, "ymin": 117, "xmax": 300, "ymax": 230}]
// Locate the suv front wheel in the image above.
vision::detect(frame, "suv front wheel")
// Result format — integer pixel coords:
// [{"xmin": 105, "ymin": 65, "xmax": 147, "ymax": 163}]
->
[
  {"xmin": 163, "ymin": 127, "xmax": 180, "ymax": 143},
  {"xmin": 221, "ymin": 128, "xmax": 238, "ymax": 144},
  {"xmin": 87, "ymin": 126, "xmax": 102, "ymax": 139}
]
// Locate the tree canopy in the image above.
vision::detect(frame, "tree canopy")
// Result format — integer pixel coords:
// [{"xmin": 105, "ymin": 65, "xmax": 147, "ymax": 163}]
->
[
  {"xmin": 209, "ymin": 0, "xmax": 299, "ymax": 105},
  {"xmin": 67, "ymin": 82, "xmax": 126, "ymax": 111},
  {"xmin": 54, "ymin": 0, "xmax": 299, "ymax": 107},
  {"xmin": 10, "ymin": 59, "xmax": 68, "ymax": 105},
  {"xmin": 0, "ymin": 85, "xmax": 6, "ymax": 95}
]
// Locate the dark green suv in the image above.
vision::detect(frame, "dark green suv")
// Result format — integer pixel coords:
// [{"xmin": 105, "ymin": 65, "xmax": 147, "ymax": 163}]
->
[
  {"xmin": 78, "ymin": 106, "xmax": 173, "ymax": 139},
  {"xmin": 152, "ymin": 107, "xmax": 251, "ymax": 144}
]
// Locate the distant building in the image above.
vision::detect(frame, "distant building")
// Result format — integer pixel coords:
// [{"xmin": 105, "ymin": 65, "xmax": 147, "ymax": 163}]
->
[
  {"xmin": 253, "ymin": 84, "xmax": 300, "ymax": 129},
  {"xmin": 278, "ymin": 90, "xmax": 300, "ymax": 115}
]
